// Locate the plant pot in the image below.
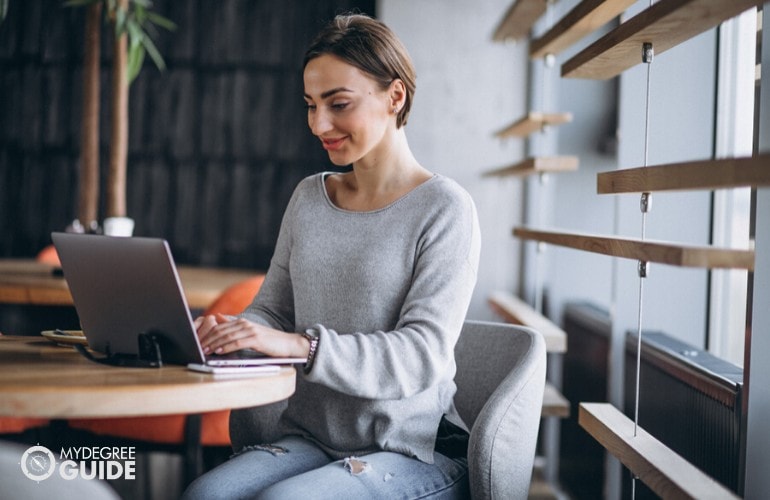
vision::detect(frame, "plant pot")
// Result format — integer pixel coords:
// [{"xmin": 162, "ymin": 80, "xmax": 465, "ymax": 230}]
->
[{"xmin": 103, "ymin": 217, "xmax": 134, "ymax": 237}]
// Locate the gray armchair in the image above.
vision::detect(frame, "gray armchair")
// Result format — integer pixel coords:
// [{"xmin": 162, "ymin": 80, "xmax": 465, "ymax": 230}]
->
[
  {"xmin": 230, "ymin": 319, "xmax": 547, "ymax": 499},
  {"xmin": 455, "ymin": 320, "xmax": 547, "ymax": 499}
]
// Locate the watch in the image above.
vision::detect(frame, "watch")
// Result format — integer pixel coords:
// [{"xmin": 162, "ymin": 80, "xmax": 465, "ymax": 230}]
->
[{"xmin": 300, "ymin": 331, "xmax": 319, "ymax": 373}]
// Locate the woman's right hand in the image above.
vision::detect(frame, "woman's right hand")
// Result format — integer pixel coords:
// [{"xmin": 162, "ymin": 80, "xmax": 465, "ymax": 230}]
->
[{"xmin": 194, "ymin": 313, "xmax": 310, "ymax": 359}]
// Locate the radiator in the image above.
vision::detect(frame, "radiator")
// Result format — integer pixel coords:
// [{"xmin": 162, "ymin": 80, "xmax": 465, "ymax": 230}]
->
[
  {"xmin": 623, "ymin": 331, "xmax": 744, "ymax": 497},
  {"xmin": 559, "ymin": 302, "xmax": 612, "ymax": 500}
]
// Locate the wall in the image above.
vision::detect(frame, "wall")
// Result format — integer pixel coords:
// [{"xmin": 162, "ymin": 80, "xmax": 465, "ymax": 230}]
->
[
  {"xmin": 525, "ymin": 1, "xmax": 619, "ymax": 321},
  {"xmin": 379, "ymin": 0, "xmax": 528, "ymax": 320}
]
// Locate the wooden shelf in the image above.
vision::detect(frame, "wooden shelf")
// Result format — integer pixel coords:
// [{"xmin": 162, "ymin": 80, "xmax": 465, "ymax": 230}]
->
[
  {"xmin": 495, "ymin": 112, "xmax": 573, "ymax": 138},
  {"xmin": 488, "ymin": 290, "xmax": 567, "ymax": 353},
  {"xmin": 493, "ymin": 0, "xmax": 549, "ymax": 42},
  {"xmin": 597, "ymin": 154, "xmax": 770, "ymax": 194},
  {"xmin": 543, "ymin": 382, "xmax": 570, "ymax": 418},
  {"xmin": 513, "ymin": 226, "xmax": 755, "ymax": 270},
  {"xmin": 483, "ymin": 156, "xmax": 579, "ymax": 178},
  {"xmin": 579, "ymin": 403, "xmax": 740, "ymax": 499},
  {"xmin": 562, "ymin": 0, "xmax": 764, "ymax": 79},
  {"xmin": 529, "ymin": 471, "xmax": 560, "ymax": 500},
  {"xmin": 530, "ymin": 0, "xmax": 635, "ymax": 59}
]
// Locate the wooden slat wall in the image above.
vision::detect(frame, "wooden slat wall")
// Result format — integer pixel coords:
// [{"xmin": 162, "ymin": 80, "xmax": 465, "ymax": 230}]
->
[{"xmin": 0, "ymin": 0, "xmax": 374, "ymax": 270}]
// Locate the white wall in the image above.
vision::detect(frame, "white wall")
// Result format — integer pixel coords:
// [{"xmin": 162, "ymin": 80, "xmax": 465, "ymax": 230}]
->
[
  {"xmin": 379, "ymin": 0, "xmax": 529, "ymax": 320},
  {"xmin": 528, "ymin": 1, "xmax": 620, "ymax": 323}
]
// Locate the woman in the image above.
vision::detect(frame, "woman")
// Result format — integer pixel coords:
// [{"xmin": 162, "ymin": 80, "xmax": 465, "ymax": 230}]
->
[{"xmin": 184, "ymin": 13, "xmax": 480, "ymax": 499}]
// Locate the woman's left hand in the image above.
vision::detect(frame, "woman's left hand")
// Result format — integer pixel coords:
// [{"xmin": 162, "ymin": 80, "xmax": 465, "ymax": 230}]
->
[{"xmin": 195, "ymin": 313, "xmax": 309, "ymax": 358}]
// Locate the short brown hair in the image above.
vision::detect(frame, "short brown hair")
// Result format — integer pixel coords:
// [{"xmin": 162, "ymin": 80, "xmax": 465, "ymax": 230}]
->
[{"xmin": 303, "ymin": 14, "xmax": 416, "ymax": 128}]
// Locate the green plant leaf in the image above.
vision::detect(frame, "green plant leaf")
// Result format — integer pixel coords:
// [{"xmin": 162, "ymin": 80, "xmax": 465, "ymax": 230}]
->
[
  {"xmin": 126, "ymin": 41, "xmax": 145, "ymax": 83},
  {"xmin": 114, "ymin": 6, "xmax": 127, "ymax": 36},
  {"xmin": 100, "ymin": 0, "xmax": 174, "ymax": 80},
  {"xmin": 126, "ymin": 18, "xmax": 143, "ymax": 41},
  {"xmin": 133, "ymin": 4, "xmax": 146, "ymax": 24},
  {"xmin": 140, "ymin": 34, "xmax": 165, "ymax": 71},
  {"xmin": 146, "ymin": 11, "xmax": 176, "ymax": 31}
]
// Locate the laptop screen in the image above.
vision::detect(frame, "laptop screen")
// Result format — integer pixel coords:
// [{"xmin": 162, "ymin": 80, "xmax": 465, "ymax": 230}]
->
[{"xmin": 51, "ymin": 232, "xmax": 206, "ymax": 365}]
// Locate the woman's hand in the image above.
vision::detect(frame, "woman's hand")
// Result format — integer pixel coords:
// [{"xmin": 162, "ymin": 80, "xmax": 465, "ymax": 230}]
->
[{"xmin": 194, "ymin": 313, "xmax": 310, "ymax": 358}]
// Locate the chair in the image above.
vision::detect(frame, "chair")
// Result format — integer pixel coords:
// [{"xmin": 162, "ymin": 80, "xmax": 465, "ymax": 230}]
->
[
  {"xmin": 230, "ymin": 319, "xmax": 547, "ymax": 500},
  {"xmin": 36, "ymin": 244, "xmax": 61, "ymax": 266},
  {"xmin": 67, "ymin": 274, "xmax": 266, "ymax": 488},
  {"xmin": 454, "ymin": 320, "xmax": 546, "ymax": 499},
  {"xmin": 0, "ymin": 417, "xmax": 50, "ymax": 434}
]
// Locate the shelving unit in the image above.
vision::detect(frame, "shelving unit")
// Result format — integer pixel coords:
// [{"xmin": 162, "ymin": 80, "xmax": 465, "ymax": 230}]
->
[
  {"xmin": 543, "ymin": 385, "xmax": 570, "ymax": 418},
  {"xmin": 494, "ymin": 112, "xmax": 573, "ymax": 138},
  {"xmin": 490, "ymin": 0, "xmax": 766, "ymax": 496},
  {"xmin": 513, "ymin": 226, "xmax": 756, "ymax": 270},
  {"xmin": 530, "ymin": 0, "xmax": 635, "ymax": 59},
  {"xmin": 579, "ymin": 403, "xmax": 740, "ymax": 499},
  {"xmin": 488, "ymin": 290, "xmax": 566, "ymax": 353},
  {"xmin": 482, "ymin": 156, "xmax": 579, "ymax": 178},
  {"xmin": 562, "ymin": 0, "xmax": 765, "ymax": 79},
  {"xmin": 492, "ymin": 0, "xmax": 550, "ymax": 42},
  {"xmin": 597, "ymin": 154, "xmax": 770, "ymax": 193}
]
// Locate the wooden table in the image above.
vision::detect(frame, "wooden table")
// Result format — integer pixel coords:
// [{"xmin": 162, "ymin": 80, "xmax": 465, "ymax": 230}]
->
[
  {"xmin": 0, "ymin": 259, "xmax": 258, "ymax": 310},
  {"xmin": 0, "ymin": 336, "xmax": 295, "ymax": 418}
]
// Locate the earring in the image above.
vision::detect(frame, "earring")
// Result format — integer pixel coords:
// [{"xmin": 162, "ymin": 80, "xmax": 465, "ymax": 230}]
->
[{"xmin": 392, "ymin": 107, "xmax": 398, "ymax": 114}]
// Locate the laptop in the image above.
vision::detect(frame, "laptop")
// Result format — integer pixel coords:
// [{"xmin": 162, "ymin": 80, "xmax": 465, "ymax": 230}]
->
[{"xmin": 51, "ymin": 232, "xmax": 306, "ymax": 370}]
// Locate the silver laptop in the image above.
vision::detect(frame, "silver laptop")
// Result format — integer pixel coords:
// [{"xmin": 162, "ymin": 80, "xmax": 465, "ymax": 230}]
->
[{"xmin": 51, "ymin": 232, "xmax": 305, "ymax": 368}]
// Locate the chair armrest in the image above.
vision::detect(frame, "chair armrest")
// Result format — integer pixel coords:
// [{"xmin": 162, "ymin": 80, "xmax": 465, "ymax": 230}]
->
[{"xmin": 467, "ymin": 329, "xmax": 546, "ymax": 499}]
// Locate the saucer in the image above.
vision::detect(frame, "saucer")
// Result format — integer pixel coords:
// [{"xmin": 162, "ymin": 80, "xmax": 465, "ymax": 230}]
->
[{"xmin": 41, "ymin": 330, "xmax": 88, "ymax": 347}]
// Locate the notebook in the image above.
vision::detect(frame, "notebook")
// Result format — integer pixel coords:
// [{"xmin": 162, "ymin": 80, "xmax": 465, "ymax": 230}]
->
[{"xmin": 51, "ymin": 232, "xmax": 305, "ymax": 370}]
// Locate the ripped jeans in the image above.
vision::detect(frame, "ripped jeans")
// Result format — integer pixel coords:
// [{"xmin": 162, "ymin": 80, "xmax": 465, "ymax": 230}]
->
[{"xmin": 182, "ymin": 435, "xmax": 469, "ymax": 500}]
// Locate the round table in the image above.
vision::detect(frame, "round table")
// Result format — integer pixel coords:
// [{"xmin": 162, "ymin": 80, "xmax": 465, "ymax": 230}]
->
[{"xmin": 0, "ymin": 336, "xmax": 295, "ymax": 418}]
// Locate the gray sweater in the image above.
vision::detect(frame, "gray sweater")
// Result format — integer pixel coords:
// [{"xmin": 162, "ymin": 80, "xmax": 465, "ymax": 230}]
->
[{"xmin": 240, "ymin": 172, "xmax": 480, "ymax": 463}]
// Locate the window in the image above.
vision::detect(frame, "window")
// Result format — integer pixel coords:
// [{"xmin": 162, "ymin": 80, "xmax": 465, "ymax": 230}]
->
[{"xmin": 709, "ymin": 8, "xmax": 757, "ymax": 366}]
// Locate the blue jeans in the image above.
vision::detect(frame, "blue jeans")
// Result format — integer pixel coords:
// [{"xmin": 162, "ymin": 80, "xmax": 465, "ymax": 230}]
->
[{"xmin": 182, "ymin": 436, "xmax": 469, "ymax": 499}]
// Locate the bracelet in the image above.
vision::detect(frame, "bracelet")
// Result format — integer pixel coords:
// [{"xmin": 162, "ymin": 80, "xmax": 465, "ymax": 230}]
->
[{"xmin": 301, "ymin": 331, "xmax": 319, "ymax": 373}]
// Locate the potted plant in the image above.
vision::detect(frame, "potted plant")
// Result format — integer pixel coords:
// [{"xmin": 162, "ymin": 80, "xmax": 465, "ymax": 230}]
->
[{"xmin": 65, "ymin": 0, "xmax": 175, "ymax": 236}]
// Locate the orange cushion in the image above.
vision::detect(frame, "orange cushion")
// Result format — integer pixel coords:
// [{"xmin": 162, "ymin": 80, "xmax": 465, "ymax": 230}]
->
[
  {"xmin": 68, "ymin": 411, "xmax": 231, "ymax": 446},
  {"xmin": 204, "ymin": 275, "xmax": 265, "ymax": 315},
  {"xmin": 36, "ymin": 244, "xmax": 61, "ymax": 266},
  {"xmin": 0, "ymin": 417, "xmax": 50, "ymax": 434}
]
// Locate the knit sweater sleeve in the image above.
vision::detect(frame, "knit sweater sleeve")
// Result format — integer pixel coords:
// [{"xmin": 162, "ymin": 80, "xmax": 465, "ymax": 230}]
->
[{"xmin": 237, "ymin": 185, "xmax": 299, "ymax": 332}]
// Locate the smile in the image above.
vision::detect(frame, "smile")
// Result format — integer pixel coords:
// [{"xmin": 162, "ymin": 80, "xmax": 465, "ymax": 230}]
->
[{"xmin": 321, "ymin": 137, "xmax": 346, "ymax": 151}]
